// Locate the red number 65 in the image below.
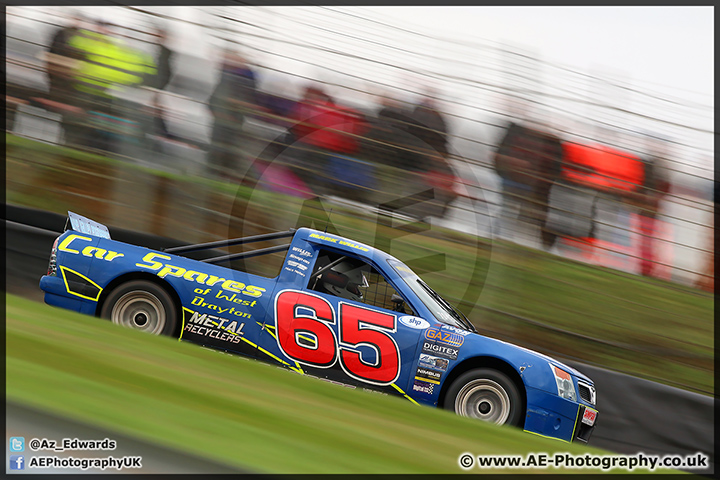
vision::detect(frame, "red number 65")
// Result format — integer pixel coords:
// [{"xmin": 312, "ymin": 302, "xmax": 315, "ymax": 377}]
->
[{"xmin": 275, "ymin": 290, "xmax": 400, "ymax": 386}]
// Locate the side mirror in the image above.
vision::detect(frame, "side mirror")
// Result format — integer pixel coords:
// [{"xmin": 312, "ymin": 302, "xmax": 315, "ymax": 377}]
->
[{"xmin": 391, "ymin": 293, "xmax": 406, "ymax": 313}]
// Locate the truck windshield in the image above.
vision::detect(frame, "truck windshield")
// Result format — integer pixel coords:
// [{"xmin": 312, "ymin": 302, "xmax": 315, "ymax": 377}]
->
[{"xmin": 388, "ymin": 259, "xmax": 475, "ymax": 332}]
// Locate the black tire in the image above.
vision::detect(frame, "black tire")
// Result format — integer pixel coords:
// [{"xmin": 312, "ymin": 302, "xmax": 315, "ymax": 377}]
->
[
  {"xmin": 100, "ymin": 280, "xmax": 178, "ymax": 336},
  {"xmin": 443, "ymin": 368, "xmax": 523, "ymax": 427}
]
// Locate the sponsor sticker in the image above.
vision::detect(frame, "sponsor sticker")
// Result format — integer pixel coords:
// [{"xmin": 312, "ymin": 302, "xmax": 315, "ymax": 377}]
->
[
  {"xmin": 183, "ymin": 309, "xmax": 245, "ymax": 344},
  {"xmin": 418, "ymin": 354, "xmax": 449, "ymax": 371},
  {"xmin": 398, "ymin": 316, "xmax": 430, "ymax": 330},
  {"xmin": 422, "ymin": 341, "xmax": 459, "ymax": 360},
  {"xmin": 288, "ymin": 260, "xmax": 308, "ymax": 271},
  {"xmin": 439, "ymin": 324, "xmax": 471, "ymax": 336},
  {"xmin": 415, "ymin": 367, "xmax": 442, "ymax": 384},
  {"xmin": 291, "ymin": 246, "xmax": 313, "ymax": 257},
  {"xmin": 424, "ymin": 327, "xmax": 465, "ymax": 347},
  {"xmin": 412, "ymin": 380, "xmax": 435, "ymax": 395},
  {"xmin": 582, "ymin": 407, "xmax": 598, "ymax": 426}
]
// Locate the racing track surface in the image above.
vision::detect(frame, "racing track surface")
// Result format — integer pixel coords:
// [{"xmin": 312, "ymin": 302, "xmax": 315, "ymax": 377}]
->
[{"xmin": 6, "ymin": 205, "xmax": 714, "ymax": 475}]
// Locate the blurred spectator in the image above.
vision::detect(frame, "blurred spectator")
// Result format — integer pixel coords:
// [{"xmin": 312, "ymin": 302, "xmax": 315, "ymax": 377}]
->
[
  {"xmin": 408, "ymin": 92, "xmax": 449, "ymax": 158},
  {"xmin": 695, "ymin": 181, "xmax": 715, "ymax": 292},
  {"xmin": 142, "ymin": 26, "xmax": 182, "ymax": 151},
  {"xmin": 286, "ymin": 85, "xmax": 367, "ymax": 193},
  {"xmin": 207, "ymin": 49, "xmax": 258, "ymax": 178},
  {"xmin": 45, "ymin": 12, "xmax": 86, "ymax": 106},
  {"xmin": 371, "ymin": 94, "xmax": 427, "ymax": 172},
  {"xmin": 63, "ymin": 19, "xmax": 157, "ymax": 151},
  {"xmin": 493, "ymin": 119, "xmax": 564, "ymax": 244},
  {"xmin": 408, "ymin": 93, "xmax": 460, "ymax": 217},
  {"xmin": 634, "ymin": 135, "xmax": 672, "ymax": 277},
  {"xmin": 147, "ymin": 27, "xmax": 173, "ymax": 92}
]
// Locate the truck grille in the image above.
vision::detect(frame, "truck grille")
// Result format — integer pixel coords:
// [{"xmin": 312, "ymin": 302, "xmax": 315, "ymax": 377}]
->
[{"xmin": 578, "ymin": 381, "xmax": 596, "ymax": 405}]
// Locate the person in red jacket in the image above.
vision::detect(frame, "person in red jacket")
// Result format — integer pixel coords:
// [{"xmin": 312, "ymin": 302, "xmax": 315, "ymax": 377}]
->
[{"xmin": 287, "ymin": 85, "xmax": 367, "ymax": 193}]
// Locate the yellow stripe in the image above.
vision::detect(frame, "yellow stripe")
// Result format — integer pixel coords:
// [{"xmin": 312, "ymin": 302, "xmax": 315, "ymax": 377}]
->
[
  {"xmin": 522, "ymin": 429, "xmax": 572, "ymax": 443},
  {"xmin": 570, "ymin": 404, "xmax": 581, "ymax": 441},
  {"xmin": 391, "ymin": 383, "xmax": 420, "ymax": 405},
  {"xmin": 59, "ymin": 266, "xmax": 102, "ymax": 302},
  {"xmin": 414, "ymin": 376, "xmax": 440, "ymax": 385},
  {"xmin": 179, "ymin": 307, "xmax": 194, "ymax": 341},
  {"xmin": 258, "ymin": 322, "xmax": 304, "ymax": 373}
]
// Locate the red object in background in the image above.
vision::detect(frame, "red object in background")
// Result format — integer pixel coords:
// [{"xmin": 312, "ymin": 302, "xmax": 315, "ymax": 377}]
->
[
  {"xmin": 291, "ymin": 99, "xmax": 368, "ymax": 154},
  {"xmin": 562, "ymin": 142, "xmax": 645, "ymax": 193}
]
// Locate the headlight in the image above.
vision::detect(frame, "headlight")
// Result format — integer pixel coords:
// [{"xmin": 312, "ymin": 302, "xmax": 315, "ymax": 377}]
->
[{"xmin": 551, "ymin": 364, "xmax": 577, "ymax": 401}]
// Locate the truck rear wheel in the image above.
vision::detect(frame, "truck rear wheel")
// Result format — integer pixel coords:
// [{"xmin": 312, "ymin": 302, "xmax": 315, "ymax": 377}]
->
[{"xmin": 101, "ymin": 280, "xmax": 178, "ymax": 336}]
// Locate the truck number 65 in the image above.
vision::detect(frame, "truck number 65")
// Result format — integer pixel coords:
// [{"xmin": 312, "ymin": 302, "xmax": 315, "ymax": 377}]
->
[{"xmin": 274, "ymin": 290, "xmax": 401, "ymax": 386}]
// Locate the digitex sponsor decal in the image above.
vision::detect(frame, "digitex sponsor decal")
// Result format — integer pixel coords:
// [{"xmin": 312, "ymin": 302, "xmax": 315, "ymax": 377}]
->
[
  {"xmin": 424, "ymin": 327, "xmax": 464, "ymax": 347},
  {"xmin": 412, "ymin": 379, "xmax": 434, "ymax": 395},
  {"xmin": 415, "ymin": 367, "xmax": 442, "ymax": 384},
  {"xmin": 422, "ymin": 341, "xmax": 459, "ymax": 360},
  {"xmin": 418, "ymin": 354, "xmax": 449, "ymax": 371},
  {"xmin": 398, "ymin": 316, "xmax": 430, "ymax": 330}
]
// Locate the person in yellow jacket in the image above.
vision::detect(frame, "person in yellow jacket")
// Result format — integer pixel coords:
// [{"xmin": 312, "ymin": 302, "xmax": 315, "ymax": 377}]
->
[{"xmin": 64, "ymin": 19, "xmax": 156, "ymax": 151}]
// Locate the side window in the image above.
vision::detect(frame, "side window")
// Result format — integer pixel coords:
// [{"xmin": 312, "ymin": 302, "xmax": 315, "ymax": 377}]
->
[{"xmin": 308, "ymin": 249, "xmax": 415, "ymax": 315}]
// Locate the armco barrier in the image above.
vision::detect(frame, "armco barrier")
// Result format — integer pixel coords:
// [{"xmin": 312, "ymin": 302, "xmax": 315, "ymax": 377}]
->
[{"xmin": 7, "ymin": 205, "xmax": 714, "ymax": 475}]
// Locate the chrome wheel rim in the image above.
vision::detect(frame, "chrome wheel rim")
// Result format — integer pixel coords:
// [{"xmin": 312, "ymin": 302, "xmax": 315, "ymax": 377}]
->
[
  {"xmin": 455, "ymin": 379, "xmax": 511, "ymax": 424},
  {"xmin": 111, "ymin": 291, "xmax": 165, "ymax": 335}
]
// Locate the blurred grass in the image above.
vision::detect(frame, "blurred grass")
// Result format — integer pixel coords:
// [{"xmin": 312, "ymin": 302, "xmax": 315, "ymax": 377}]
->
[
  {"xmin": 6, "ymin": 133, "xmax": 713, "ymax": 395},
  {"xmin": 7, "ymin": 294, "xmax": 665, "ymax": 474}
]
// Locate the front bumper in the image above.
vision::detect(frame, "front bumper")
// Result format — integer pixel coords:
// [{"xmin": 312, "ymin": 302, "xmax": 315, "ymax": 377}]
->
[{"xmin": 524, "ymin": 386, "xmax": 598, "ymax": 443}]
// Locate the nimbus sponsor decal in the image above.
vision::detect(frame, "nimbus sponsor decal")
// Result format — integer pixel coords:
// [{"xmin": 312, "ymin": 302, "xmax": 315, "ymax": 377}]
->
[
  {"xmin": 418, "ymin": 354, "xmax": 449, "ymax": 371},
  {"xmin": 412, "ymin": 379, "xmax": 434, "ymax": 395},
  {"xmin": 398, "ymin": 316, "xmax": 430, "ymax": 330},
  {"xmin": 424, "ymin": 327, "xmax": 464, "ymax": 347},
  {"xmin": 422, "ymin": 341, "xmax": 459, "ymax": 360},
  {"xmin": 415, "ymin": 367, "xmax": 442, "ymax": 384},
  {"xmin": 183, "ymin": 309, "xmax": 245, "ymax": 344},
  {"xmin": 136, "ymin": 252, "xmax": 266, "ymax": 297}
]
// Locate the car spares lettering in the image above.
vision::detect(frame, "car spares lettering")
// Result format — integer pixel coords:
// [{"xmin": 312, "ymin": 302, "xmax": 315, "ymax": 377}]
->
[
  {"xmin": 412, "ymin": 379, "xmax": 434, "ymax": 395},
  {"xmin": 183, "ymin": 310, "xmax": 245, "ymax": 344},
  {"xmin": 136, "ymin": 252, "xmax": 266, "ymax": 297},
  {"xmin": 57, "ymin": 234, "xmax": 124, "ymax": 261},
  {"xmin": 418, "ymin": 354, "xmax": 449, "ymax": 371},
  {"xmin": 190, "ymin": 296, "xmax": 253, "ymax": 318},
  {"xmin": 424, "ymin": 327, "xmax": 464, "ymax": 347},
  {"xmin": 275, "ymin": 290, "xmax": 400, "ymax": 386},
  {"xmin": 415, "ymin": 367, "xmax": 442, "ymax": 384},
  {"xmin": 422, "ymin": 342, "xmax": 459, "ymax": 360},
  {"xmin": 214, "ymin": 290, "xmax": 259, "ymax": 307}
]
